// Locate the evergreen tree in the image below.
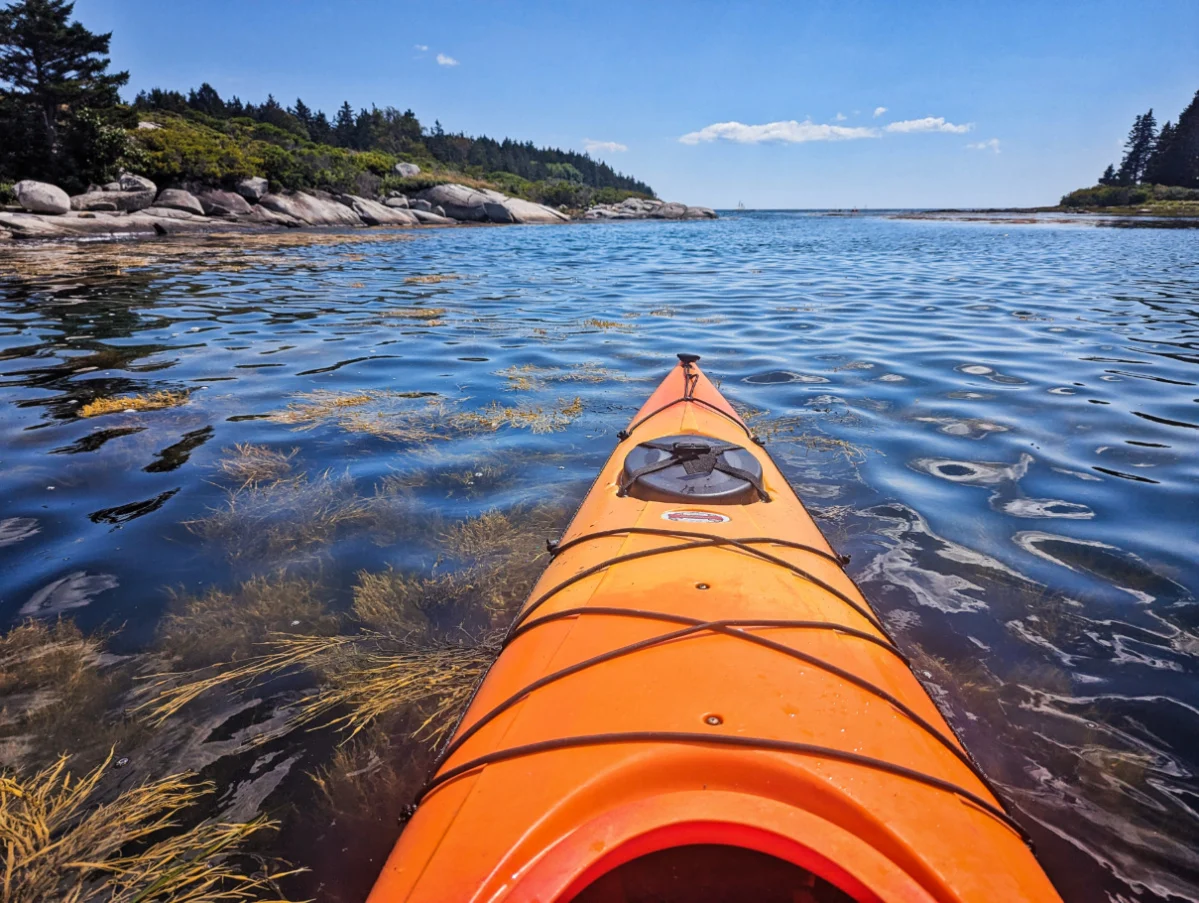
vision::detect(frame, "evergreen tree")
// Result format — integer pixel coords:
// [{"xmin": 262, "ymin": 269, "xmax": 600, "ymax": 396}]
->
[
  {"xmin": 187, "ymin": 82, "xmax": 224, "ymax": 117},
  {"xmin": 333, "ymin": 101, "xmax": 355, "ymax": 146},
  {"xmin": 291, "ymin": 97, "xmax": 312, "ymax": 135},
  {"xmin": 1143, "ymin": 121, "xmax": 1175, "ymax": 184},
  {"xmin": 1116, "ymin": 109, "xmax": 1157, "ymax": 185},
  {"xmin": 0, "ymin": 0, "xmax": 132, "ymax": 188},
  {"xmin": 1143, "ymin": 91, "xmax": 1198, "ymax": 189},
  {"xmin": 309, "ymin": 109, "xmax": 333, "ymax": 145},
  {"xmin": 1098, "ymin": 163, "xmax": 1117, "ymax": 185}
]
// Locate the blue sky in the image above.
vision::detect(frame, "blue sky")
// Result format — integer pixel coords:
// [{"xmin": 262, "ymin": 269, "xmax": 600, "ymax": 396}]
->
[{"xmin": 81, "ymin": 0, "xmax": 1199, "ymax": 208}]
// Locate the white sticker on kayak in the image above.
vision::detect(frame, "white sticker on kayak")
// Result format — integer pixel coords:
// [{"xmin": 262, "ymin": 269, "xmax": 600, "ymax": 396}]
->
[{"xmin": 662, "ymin": 509, "xmax": 730, "ymax": 524}]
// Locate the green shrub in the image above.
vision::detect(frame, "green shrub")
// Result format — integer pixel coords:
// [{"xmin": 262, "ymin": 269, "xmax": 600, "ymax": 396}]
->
[
  {"xmin": 1060, "ymin": 183, "xmax": 1199, "ymax": 208},
  {"xmin": 133, "ymin": 114, "xmax": 261, "ymax": 185},
  {"xmin": 134, "ymin": 113, "xmax": 403, "ymax": 194}
]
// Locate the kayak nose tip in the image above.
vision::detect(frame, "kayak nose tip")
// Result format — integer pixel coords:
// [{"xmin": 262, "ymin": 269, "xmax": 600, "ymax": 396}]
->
[{"xmin": 677, "ymin": 352, "xmax": 701, "ymax": 366}]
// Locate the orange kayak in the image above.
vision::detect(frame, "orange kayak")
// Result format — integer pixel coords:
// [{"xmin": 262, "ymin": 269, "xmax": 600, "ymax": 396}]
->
[{"xmin": 367, "ymin": 354, "xmax": 1062, "ymax": 903}]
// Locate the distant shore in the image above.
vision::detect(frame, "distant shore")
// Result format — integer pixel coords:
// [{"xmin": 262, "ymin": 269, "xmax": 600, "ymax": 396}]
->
[{"xmin": 887, "ymin": 205, "xmax": 1199, "ymax": 228}]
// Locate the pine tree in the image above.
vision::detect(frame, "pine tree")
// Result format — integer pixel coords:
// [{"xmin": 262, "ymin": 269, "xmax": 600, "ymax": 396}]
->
[
  {"xmin": 309, "ymin": 109, "xmax": 333, "ymax": 145},
  {"xmin": 1143, "ymin": 121, "xmax": 1175, "ymax": 185},
  {"xmin": 1098, "ymin": 163, "xmax": 1117, "ymax": 185},
  {"xmin": 1116, "ymin": 109, "xmax": 1157, "ymax": 185},
  {"xmin": 1143, "ymin": 90, "xmax": 1199, "ymax": 189},
  {"xmin": 333, "ymin": 101, "xmax": 354, "ymax": 147},
  {"xmin": 187, "ymin": 82, "xmax": 224, "ymax": 117},
  {"xmin": 0, "ymin": 0, "xmax": 127, "ymax": 142},
  {"xmin": 291, "ymin": 97, "xmax": 312, "ymax": 134},
  {"xmin": 0, "ymin": 0, "xmax": 131, "ymax": 187}
]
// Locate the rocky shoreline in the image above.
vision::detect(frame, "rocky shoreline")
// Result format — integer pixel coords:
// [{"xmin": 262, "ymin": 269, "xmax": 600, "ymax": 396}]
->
[{"xmin": 0, "ymin": 172, "xmax": 716, "ymax": 243}]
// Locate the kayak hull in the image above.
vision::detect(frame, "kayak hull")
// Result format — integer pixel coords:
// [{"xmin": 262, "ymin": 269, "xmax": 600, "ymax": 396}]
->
[{"xmin": 366, "ymin": 358, "xmax": 1061, "ymax": 903}]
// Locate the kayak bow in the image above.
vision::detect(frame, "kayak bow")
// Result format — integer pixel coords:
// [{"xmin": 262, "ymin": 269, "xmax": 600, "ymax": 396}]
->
[{"xmin": 366, "ymin": 354, "xmax": 1061, "ymax": 903}]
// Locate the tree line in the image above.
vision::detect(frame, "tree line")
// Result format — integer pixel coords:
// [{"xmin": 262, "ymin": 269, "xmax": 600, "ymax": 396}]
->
[
  {"xmin": 130, "ymin": 85, "xmax": 652, "ymax": 194},
  {"xmin": 1, "ymin": 0, "xmax": 653, "ymax": 198},
  {"xmin": 1098, "ymin": 90, "xmax": 1199, "ymax": 188}
]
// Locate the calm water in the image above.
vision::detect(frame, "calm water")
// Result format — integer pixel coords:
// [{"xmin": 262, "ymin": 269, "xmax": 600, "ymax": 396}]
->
[{"xmin": 2, "ymin": 212, "xmax": 1197, "ymax": 901}]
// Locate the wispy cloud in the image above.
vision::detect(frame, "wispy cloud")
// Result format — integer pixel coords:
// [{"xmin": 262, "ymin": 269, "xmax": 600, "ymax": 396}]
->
[
  {"xmin": 583, "ymin": 138, "xmax": 628, "ymax": 154},
  {"xmin": 834, "ymin": 112, "xmax": 847, "ymax": 121},
  {"xmin": 679, "ymin": 119, "xmax": 880, "ymax": 145},
  {"xmin": 967, "ymin": 138, "xmax": 1001, "ymax": 153},
  {"xmin": 884, "ymin": 116, "xmax": 972, "ymax": 134},
  {"xmin": 873, "ymin": 106, "xmax": 887, "ymax": 118},
  {"xmin": 436, "ymin": 53, "xmax": 458, "ymax": 67},
  {"xmin": 414, "ymin": 44, "xmax": 428, "ymax": 51}
]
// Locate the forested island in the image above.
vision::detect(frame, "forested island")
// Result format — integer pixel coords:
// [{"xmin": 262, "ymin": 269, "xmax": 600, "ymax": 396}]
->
[
  {"xmin": 0, "ymin": 0, "xmax": 713, "ymax": 241},
  {"xmin": 1058, "ymin": 90, "xmax": 1199, "ymax": 215}
]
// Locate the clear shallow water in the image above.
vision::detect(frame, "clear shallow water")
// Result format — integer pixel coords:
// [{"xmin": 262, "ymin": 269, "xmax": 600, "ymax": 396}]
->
[{"xmin": 1, "ymin": 212, "xmax": 1197, "ymax": 901}]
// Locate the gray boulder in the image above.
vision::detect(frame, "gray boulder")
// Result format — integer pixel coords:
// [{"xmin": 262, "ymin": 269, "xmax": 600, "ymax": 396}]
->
[
  {"xmin": 683, "ymin": 206, "xmax": 717, "ymax": 219},
  {"xmin": 384, "ymin": 196, "xmax": 409, "ymax": 208},
  {"xmin": 70, "ymin": 188, "xmax": 156, "ymax": 213},
  {"xmin": 344, "ymin": 195, "xmax": 418, "ymax": 226},
  {"xmin": 394, "ymin": 162, "xmax": 421, "ymax": 177},
  {"xmin": 142, "ymin": 205, "xmax": 206, "ymax": 220},
  {"xmin": 101, "ymin": 181, "xmax": 122, "ymax": 192},
  {"xmin": 416, "ymin": 184, "xmax": 490, "ymax": 221},
  {"xmin": 154, "ymin": 189, "xmax": 205, "ymax": 215},
  {"xmin": 197, "ymin": 189, "xmax": 253, "ymax": 216},
  {"xmin": 15, "ymin": 180, "xmax": 71, "ymax": 215},
  {"xmin": 409, "ymin": 208, "xmax": 456, "ymax": 225},
  {"xmin": 433, "ymin": 205, "xmax": 446, "ymax": 217},
  {"xmin": 500, "ymin": 197, "xmax": 570, "ymax": 224},
  {"xmin": 74, "ymin": 197, "xmax": 118, "ymax": 211},
  {"xmin": 247, "ymin": 204, "xmax": 301, "ymax": 227},
  {"xmin": 651, "ymin": 202, "xmax": 688, "ymax": 219},
  {"xmin": 258, "ymin": 190, "xmax": 363, "ymax": 226},
  {"xmin": 410, "ymin": 198, "xmax": 432, "ymax": 212},
  {"xmin": 119, "ymin": 173, "xmax": 156, "ymax": 193},
  {"xmin": 0, "ymin": 208, "xmax": 263, "ymax": 239},
  {"xmin": 236, "ymin": 176, "xmax": 269, "ymax": 202},
  {"xmin": 483, "ymin": 201, "xmax": 515, "ymax": 223}
]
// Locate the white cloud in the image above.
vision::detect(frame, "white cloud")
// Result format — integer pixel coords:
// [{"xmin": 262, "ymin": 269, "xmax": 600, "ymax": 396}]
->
[
  {"xmin": 884, "ymin": 116, "xmax": 972, "ymax": 134},
  {"xmin": 436, "ymin": 53, "xmax": 458, "ymax": 66},
  {"xmin": 834, "ymin": 112, "xmax": 847, "ymax": 121},
  {"xmin": 967, "ymin": 138, "xmax": 1001, "ymax": 153},
  {"xmin": 873, "ymin": 106, "xmax": 887, "ymax": 118},
  {"xmin": 414, "ymin": 44, "xmax": 428, "ymax": 51},
  {"xmin": 678, "ymin": 119, "xmax": 880, "ymax": 145},
  {"xmin": 583, "ymin": 138, "xmax": 628, "ymax": 154}
]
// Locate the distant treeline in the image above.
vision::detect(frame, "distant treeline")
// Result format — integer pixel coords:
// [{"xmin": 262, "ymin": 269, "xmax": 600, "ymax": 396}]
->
[{"xmin": 131, "ymin": 86, "xmax": 653, "ymax": 196}]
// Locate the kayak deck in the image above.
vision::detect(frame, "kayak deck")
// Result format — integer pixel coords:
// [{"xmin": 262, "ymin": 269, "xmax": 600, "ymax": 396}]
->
[{"xmin": 366, "ymin": 356, "xmax": 1061, "ymax": 903}]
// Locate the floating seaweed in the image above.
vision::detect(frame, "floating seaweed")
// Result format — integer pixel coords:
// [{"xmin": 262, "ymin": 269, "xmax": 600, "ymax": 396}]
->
[
  {"xmin": 269, "ymin": 391, "xmax": 584, "ymax": 440},
  {"xmin": 498, "ymin": 362, "xmax": 630, "ymax": 391},
  {"xmin": 185, "ymin": 470, "xmax": 376, "ymax": 562},
  {"xmin": 215, "ymin": 444, "xmax": 298, "ymax": 489},
  {"xmin": 78, "ymin": 390, "xmax": 190, "ymax": 419},
  {"xmin": 403, "ymin": 273, "xmax": 462, "ymax": 285},
  {"xmin": 378, "ymin": 306, "xmax": 447, "ymax": 321},
  {"xmin": 453, "ymin": 397, "xmax": 584, "ymax": 434}
]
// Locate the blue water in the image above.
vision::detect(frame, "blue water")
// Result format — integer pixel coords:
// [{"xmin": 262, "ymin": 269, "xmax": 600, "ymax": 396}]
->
[{"xmin": 1, "ymin": 212, "xmax": 1197, "ymax": 901}]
